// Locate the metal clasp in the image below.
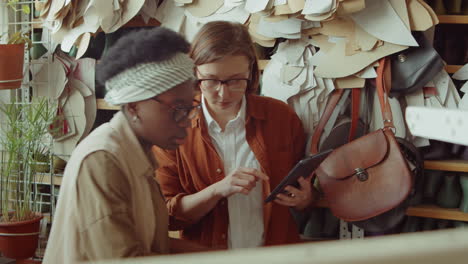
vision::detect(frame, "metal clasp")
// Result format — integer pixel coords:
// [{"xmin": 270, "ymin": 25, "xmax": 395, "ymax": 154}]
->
[
  {"xmin": 355, "ymin": 168, "xmax": 368, "ymax": 182},
  {"xmin": 398, "ymin": 54, "xmax": 407, "ymax": 62}
]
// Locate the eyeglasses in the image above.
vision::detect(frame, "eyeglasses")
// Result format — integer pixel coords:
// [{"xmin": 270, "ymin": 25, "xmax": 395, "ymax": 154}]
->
[
  {"xmin": 197, "ymin": 78, "xmax": 249, "ymax": 92},
  {"xmin": 150, "ymin": 98, "xmax": 201, "ymax": 123}
]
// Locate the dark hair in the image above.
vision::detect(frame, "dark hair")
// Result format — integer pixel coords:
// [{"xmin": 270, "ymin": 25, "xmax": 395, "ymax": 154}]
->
[
  {"xmin": 97, "ymin": 27, "xmax": 190, "ymax": 85},
  {"xmin": 190, "ymin": 21, "xmax": 260, "ymax": 94}
]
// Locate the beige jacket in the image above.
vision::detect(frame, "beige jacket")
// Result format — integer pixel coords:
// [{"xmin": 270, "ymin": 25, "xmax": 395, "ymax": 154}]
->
[{"xmin": 43, "ymin": 112, "xmax": 169, "ymax": 263}]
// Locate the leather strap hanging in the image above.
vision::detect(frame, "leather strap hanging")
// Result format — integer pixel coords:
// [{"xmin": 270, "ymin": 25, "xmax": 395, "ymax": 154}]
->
[
  {"xmin": 349, "ymin": 88, "xmax": 361, "ymax": 142},
  {"xmin": 310, "ymin": 87, "xmax": 362, "ymax": 154},
  {"xmin": 310, "ymin": 89, "xmax": 344, "ymax": 154}
]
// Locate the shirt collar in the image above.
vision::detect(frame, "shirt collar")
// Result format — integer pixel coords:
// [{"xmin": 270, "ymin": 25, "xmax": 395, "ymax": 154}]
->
[
  {"xmin": 200, "ymin": 95, "xmax": 247, "ymax": 131},
  {"xmin": 192, "ymin": 94, "xmax": 266, "ymax": 129}
]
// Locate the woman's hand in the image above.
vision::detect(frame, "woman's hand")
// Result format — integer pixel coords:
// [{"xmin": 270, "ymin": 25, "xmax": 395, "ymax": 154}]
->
[
  {"xmin": 274, "ymin": 175, "xmax": 319, "ymax": 210},
  {"xmin": 212, "ymin": 167, "xmax": 269, "ymax": 198}
]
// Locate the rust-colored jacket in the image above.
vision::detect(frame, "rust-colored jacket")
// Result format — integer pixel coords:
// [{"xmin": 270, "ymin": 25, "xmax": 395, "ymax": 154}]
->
[{"xmin": 153, "ymin": 94, "xmax": 306, "ymax": 248}]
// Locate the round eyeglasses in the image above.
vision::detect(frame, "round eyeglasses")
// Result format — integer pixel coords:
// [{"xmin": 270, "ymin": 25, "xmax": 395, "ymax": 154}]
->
[
  {"xmin": 197, "ymin": 78, "xmax": 249, "ymax": 92},
  {"xmin": 150, "ymin": 98, "xmax": 201, "ymax": 123}
]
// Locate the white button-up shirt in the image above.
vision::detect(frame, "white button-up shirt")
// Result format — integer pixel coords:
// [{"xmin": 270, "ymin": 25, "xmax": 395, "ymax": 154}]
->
[{"xmin": 202, "ymin": 95, "xmax": 264, "ymax": 249}]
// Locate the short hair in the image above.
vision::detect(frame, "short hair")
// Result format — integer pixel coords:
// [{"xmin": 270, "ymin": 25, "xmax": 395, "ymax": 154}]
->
[
  {"xmin": 97, "ymin": 27, "xmax": 190, "ymax": 85},
  {"xmin": 190, "ymin": 21, "xmax": 260, "ymax": 94}
]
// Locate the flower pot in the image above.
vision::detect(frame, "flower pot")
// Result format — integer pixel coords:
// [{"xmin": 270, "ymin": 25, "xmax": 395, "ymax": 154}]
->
[
  {"xmin": 32, "ymin": 152, "xmax": 50, "ymax": 173},
  {"xmin": 0, "ymin": 213, "xmax": 43, "ymax": 260},
  {"xmin": 53, "ymin": 155, "xmax": 67, "ymax": 174},
  {"xmin": 0, "ymin": 43, "xmax": 25, "ymax": 90}
]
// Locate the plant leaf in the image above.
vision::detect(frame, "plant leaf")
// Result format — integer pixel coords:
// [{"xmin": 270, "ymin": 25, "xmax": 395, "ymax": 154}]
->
[{"xmin": 22, "ymin": 5, "xmax": 31, "ymax": 15}]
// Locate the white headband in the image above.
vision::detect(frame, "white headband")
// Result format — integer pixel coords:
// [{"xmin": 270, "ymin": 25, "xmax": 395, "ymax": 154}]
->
[{"xmin": 104, "ymin": 52, "xmax": 195, "ymax": 106}]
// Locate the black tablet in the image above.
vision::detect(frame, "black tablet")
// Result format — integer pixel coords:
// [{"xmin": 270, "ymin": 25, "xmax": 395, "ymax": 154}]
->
[{"xmin": 264, "ymin": 149, "xmax": 333, "ymax": 203}]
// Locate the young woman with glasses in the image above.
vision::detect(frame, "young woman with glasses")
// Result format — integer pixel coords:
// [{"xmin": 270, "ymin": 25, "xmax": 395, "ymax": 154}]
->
[
  {"xmin": 44, "ymin": 28, "xmax": 206, "ymax": 263},
  {"xmin": 153, "ymin": 21, "xmax": 318, "ymax": 249}
]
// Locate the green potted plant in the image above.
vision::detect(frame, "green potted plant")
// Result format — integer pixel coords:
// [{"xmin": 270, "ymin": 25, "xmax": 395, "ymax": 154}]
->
[{"xmin": 0, "ymin": 97, "xmax": 57, "ymax": 260}]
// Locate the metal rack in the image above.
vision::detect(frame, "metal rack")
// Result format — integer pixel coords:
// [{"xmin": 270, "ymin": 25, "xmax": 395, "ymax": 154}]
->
[{"xmin": 0, "ymin": 1, "xmax": 63, "ymax": 259}]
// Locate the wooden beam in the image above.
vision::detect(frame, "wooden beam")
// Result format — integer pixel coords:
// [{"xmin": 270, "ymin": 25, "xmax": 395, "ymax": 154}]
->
[
  {"xmin": 437, "ymin": 15, "xmax": 468, "ymax": 24},
  {"xmin": 407, "ymin": 204, "xmax": 468, "ymax": 221},
  {"xmin": 96, "ymin": 99, "xmax": 120, "ymax": 111},
  {"xmin": 424, "ymin": 160, "xmax": 468, "ymax": 172},
  {"xmin": 445, "ymin": 65, "xmax": 463, "ymax": 74}
]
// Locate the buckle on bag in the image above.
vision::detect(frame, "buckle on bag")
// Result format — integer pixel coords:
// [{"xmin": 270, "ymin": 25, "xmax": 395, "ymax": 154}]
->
[
  {"xmin": 355, "ymin": 168, "xmax": 368, "ymax": 181},
  {"xmin": 397, "ymin": 54, "xmax": 407, "ymax": 62}
]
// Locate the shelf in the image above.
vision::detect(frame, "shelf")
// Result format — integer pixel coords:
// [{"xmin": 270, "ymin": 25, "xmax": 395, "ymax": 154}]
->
[
  {"xmin": 424, "ymin": 160, "xmax": 468, "ymax": 172},
  {"xmin": 35, "ymin": 174, "xmax": 63, "ymax": 186},
  {"xmin": 313, "ymin": 199, "xmax": 468, "ymax": 221},
  {"xmin": 97, "ymin": 99, "xmax": 119, "ymax": 110},
  {"xmin": 406, "ymin": 204, "xmax": 468, "ymax": 221},
  {"xmin": 445, "ymin": 65, "xmax": 463, "ymax": 74},
  {"xmin": 437, "ymin": 15, "xmax": 468, "ymax": 24}
]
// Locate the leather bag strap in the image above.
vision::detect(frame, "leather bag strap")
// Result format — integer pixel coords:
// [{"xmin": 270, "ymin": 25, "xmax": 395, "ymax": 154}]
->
[
  {"xmin": 310, "ymin": 89, "xmax": 345, "ymax": 154},
  {"xmin": 376, "ymin": 58, "xmax": 395, "ymax": 130},
  {"xmin": 349, "ymin": 88, "xmax": 361, "ymax": 142}
]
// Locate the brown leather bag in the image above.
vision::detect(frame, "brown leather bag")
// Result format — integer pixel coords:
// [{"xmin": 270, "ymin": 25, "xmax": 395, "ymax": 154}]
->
[{"xmin": 312, "ymin": 58, "xmax": 412, "ymax": 225}]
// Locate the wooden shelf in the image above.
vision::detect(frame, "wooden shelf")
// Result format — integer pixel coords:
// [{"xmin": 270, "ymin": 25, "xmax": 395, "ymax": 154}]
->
[
  {"xmin": 313, "ymin": 199, "xmax": 468, "ymax": 221},
  {"xmin": 35, "ymin": 174, "xmax": 63, "ymax": 186},
  {"xmin": 437, "ymin": 15, "xmax": 468, "ymax": 24},
  {"xmin": 97, "ymin": 99, "xmax": 119, "ymax": 110},
  {"xmin": 445, "ymin": 65, "xmax": 463, "ymax": 74},
  {"xmin": 424, "ymin": 160, "xmax": 468, "ymax": 172},
  {"xmin": 406, "ymin": 204, "xmax": 468, "ymax": 221}
]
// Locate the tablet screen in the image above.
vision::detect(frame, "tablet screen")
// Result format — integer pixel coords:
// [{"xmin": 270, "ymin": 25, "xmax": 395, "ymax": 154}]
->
[{"xmin": 264, "ymin": 149, "xmax": 333, "ymax": 203}]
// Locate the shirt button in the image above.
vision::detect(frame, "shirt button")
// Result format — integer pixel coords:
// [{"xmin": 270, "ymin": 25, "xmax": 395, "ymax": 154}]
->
[
  {"xmin": 221, "ymin": 200, "xmax": 225, "ymax": 205},
  {"xmin": 221, "ymin": 234, "xmax": 226, "ymax": 239},
  {"xmin": 216, "ymin": 168, "xmax": 222, "ymax": 174}
]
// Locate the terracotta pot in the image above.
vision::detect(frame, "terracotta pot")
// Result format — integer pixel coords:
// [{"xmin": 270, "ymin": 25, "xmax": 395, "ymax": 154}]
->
[
  {"xmin": 0, "ymin": 43, "xmax": 25, "ymax": 90},
  {"xmin": 0, "ymin": 213, "xmax": 43, "ymax": 260}
]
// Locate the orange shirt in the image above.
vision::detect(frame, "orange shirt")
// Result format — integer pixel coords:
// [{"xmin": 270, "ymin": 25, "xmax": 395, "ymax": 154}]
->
[{"xmin": 153, "ymin": 94, "xmax": 306, "ymax": 248}]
